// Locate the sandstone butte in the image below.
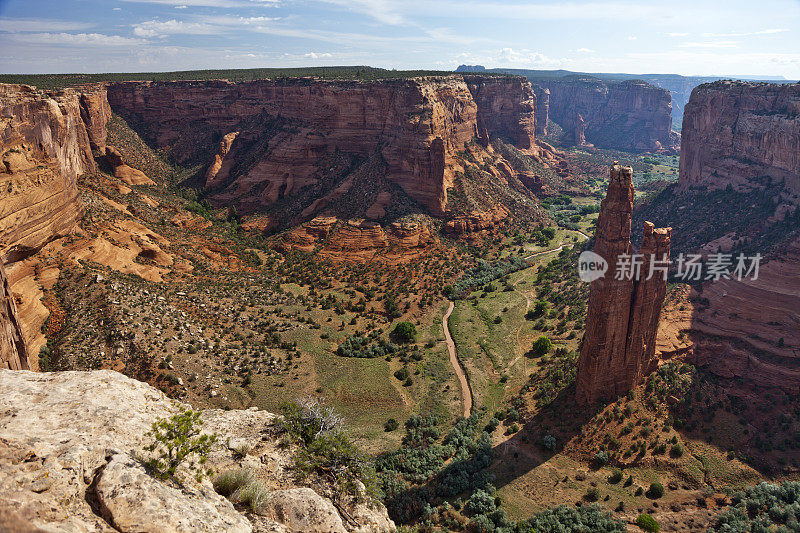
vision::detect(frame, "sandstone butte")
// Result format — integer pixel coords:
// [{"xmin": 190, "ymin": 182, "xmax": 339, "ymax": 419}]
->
[
  {"xmin": 576, "ymin": 163, "xmax": 672, "ymax": 405},
  {"xmin": 105, "ymin": 75, "xmax": 547, "ymax": 215},
  {"xmin": 534, "ymin": 78, "xmax": 680, "ymax": 153},
  {"xmin": 668, "ymin": 80, "xmax": 800, "ymax": 393}
]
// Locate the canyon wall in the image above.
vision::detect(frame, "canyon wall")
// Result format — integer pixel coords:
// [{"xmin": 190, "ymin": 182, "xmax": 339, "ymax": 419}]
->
[
  {"xmin": 535, "ymin": 77, "xmax": 678, "ymax": 152},
  {"xmin": 576, "ymin": 163, "xmax": 672, "ymax": 404},
  {"xmin": 106, "ymin": 75, "xmax": 537, "ymax": 215},
  {"xmin": 679, "ymin": 81, "xmax": 800, "ymax": 196},
  {"xmin": 0, "ymin": 84, "xmax": 93, "ymax": 264},
  {"xmin": 532, "ymin": 85, "xmax": 549, "ymax": 136},
  {"xmin": 0, "ymin": 258, "xmax": 28, "ymax": 370}
]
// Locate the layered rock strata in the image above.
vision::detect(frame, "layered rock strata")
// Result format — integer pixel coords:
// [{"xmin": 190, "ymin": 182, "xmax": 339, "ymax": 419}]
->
[
  {"xmin": 535, "ymin": 77, "xmax": 678, "ymax": 152},
  {"xmin": 0, "ymin": 84, "xmax": 92, "ymax": 263},
  {"xmin": 679, "ymin": 80, "xmax": 800, "ymax": 196},
  {"xmin": 576, "ymin": 163, "xmax": 672, "ymax": 404},
  {"xmin": 106, "ymin": 75, "xmax": 539, "ymax": 215}
]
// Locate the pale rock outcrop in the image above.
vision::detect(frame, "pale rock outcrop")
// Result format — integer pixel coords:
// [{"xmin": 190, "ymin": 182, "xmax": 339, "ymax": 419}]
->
[{"xmin": 0, "ymin": 369, "xmax": 395, "ymax": 532}]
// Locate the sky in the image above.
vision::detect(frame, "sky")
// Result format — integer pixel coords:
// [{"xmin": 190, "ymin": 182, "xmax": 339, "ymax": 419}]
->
[{"xmin": 0, "ymin": 0, "xmax": 798, "ymax": 78}]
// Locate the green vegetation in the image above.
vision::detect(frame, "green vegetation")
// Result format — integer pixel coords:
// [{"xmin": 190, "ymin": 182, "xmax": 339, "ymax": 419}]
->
[
  {"xmin": 530, "ymin": 336, "xmax": 552, "ymax": 357},
  {"xmin": 391, "ymin": 322, "xmax": 418, "ymax": 344},
  {"xmin": 525, "ymin": 505, "xmax": 626, "ymax": 531},
  {"xmin": 142, "ymin": 408, "xmax": 217, "ymax": 481},
  {"xmin": 213, "ymin": 468, "xmax": 269, "ymax": 513},
  {"xmin": 0, "ymin": 66, "xmax": 515, "ymax": 90},
  {"xmin": 710, "ymin": 482, "xmax": 800, "ymax": 531},
  {"xmin": 646, "ymin": 482, "xmax": 664, "ymax": 499},
  {"xmin": 636, "ymin": 513, "xmax": 660, "ymax": 532},
  {"xmin": 337, "ymin": 332, "xmax": 399, "ymax": 358}
]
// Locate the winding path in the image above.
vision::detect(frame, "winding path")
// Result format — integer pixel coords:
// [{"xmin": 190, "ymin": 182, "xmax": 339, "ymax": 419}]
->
[{"xmin": 443, "ymin": 301, "xmax": 472, "ymax": 418}]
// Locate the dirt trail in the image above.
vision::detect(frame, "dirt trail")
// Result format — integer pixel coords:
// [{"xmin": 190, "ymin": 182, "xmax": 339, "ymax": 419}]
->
[{"xmin": 443, "ymin": 301, "xmax": 472, "ymax": 418}]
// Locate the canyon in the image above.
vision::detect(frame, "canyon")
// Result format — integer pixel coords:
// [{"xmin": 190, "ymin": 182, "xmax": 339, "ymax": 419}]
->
[{"xmin": 576, "ymin": 163, "xmax": 672, "ymax": 404}]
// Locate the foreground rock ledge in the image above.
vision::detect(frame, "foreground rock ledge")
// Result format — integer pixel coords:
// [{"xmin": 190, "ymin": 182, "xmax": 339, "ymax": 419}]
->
[{"xmin": 0, "ymin": 369, "xmax": 395, "ymax": 532}]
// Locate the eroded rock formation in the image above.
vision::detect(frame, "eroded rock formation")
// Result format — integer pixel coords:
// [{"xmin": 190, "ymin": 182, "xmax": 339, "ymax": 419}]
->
[
  {"xmin": 106, "ymin": 75, "xmax": 539, "ymax": 215},
  {"xmin": 0, "ymin": 369, "xmax": 395, "ymax": 532},
  {"xmin": 0, "ymin": 258, "xmax": 28, "ymax": 370},
  {"xmin": 679, "ymin": 81, "xmax": 800, "ymax": 196},
  {"xmin": 536, "ymin": 77, "xmax": 679, "ymax": 152},
  {"xmin": 0, "ymin": 84, "xmax": 91, "ymax": 263},
  {"xmin": 576, "ymin": 163, "xmax": 672, "ymax": 404}
]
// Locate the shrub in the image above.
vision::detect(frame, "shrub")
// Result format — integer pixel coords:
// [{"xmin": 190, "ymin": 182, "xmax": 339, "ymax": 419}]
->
[
  {"xmin": 647, "ymin": 482, "xmax": 664, "ymax": 499},
  {"xmin": 143, "ymin": 408, "xmax": 217, "ymax": 481},
  {"xmin": 531, "ymin": 336, "xmax": 552, "ymax": 357},
  {"xmin": 542, "ymin": 434, "xmax": 557, "ymax": 451},
  {"xmin": 636, "ymin": 513, "xmax": 660, "ymax": 532},
  {"xmin": 232, "ymin": 478, "xmax": 269, "ymax": 513},
  {"xmin": 594, "ymin": 451, "xmax": 610, "ymax": 466},
  {"xmin": 384, "ymin": 418, "xmax": 399, "ymax": 432},
  {"xmin": 608, "ymin": 468, "xmax": 623, "ymax": 484},
  {"xmin": 526, "ymin": 504, "xmax": 625, "ymax": 531},
  {"xmin": 391, "ymin": 322, "xmax": 417, "ymax": 344},
  {"xmin": 710, "ymin": 481, "xmax": 800, "ymax": 531},
  {"xmin": 585, "ymin": 487, "xmax": 599, "ymax": 502},
  {"xmin": 279, "ymin": 397, "xmax": 344, "ymax": 445},
  {"xmin": 670, "ymin": 444, "xmax": 684, "ymax": 458},
  {"xmin": 213, "ymin": 468, "xmax": 254, "ymax": 497}
]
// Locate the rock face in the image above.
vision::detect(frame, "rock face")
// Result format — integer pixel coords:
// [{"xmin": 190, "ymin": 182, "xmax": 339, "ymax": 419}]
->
[
  {"xmin": 0, "ymin": 258, "xmax": 28, "ymax": 370},
  {"xmin": 0, "ymin": 84, "xmax": 92, "ymax": 263},
  {"xmin": 77, "ymin": 83, "xmax": 112, "ymax": 152},
  {"xmin": 532, "ymin": 85, "xmax": 549, "ymax": 136},
  {"xmin": 679, "ymin": 81, "xmax": 800, "ymax": 196},
  {"xmin": 576, "ymin": 164, "xmax": 672, "ymax": 404},
  {"xmin": 106, "ymin": 75, "xmax": 537, "ymax": 215},
  {"xmin": 535, "ymin": 77, "xmax": 679, "ymax": 152},
  {"xmin": 104, "ymin": 145, "xmax": 155, "ymax": 186},
  {"xmin": 0, "ymin": 369, "xmax": 394, "ymax": 532}
]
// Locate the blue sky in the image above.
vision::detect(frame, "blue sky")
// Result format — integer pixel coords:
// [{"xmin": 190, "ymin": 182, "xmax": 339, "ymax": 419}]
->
[{"xmin": 0, "ymin": 0, "xmax": 798, "ymax": 77}]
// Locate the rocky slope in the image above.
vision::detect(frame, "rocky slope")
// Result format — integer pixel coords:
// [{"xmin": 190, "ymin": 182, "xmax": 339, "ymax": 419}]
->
[
  {"xmin": 105, "ymin": 75, "xmax": 545, "ymax": 218},
  {"xmin": 576, "ymin": 163, "xmax": 672, "ymax": 404},
  {"xmin": 0, "ymin": 369, "xmax": 394, "ymax": 532},
  {"xmin": 537, "ymin": 77, "xmax": 679, "ymax": 152}
]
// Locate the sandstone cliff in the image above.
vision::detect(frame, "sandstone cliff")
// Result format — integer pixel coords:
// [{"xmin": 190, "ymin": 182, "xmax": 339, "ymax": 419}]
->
[
  {"xmin": 106, "ymin": 75, "xmax": 538, "ymax": 216},
  {"xmin": 0, "ymin": 369, "xmax": 395, "ymax": 532},
  {"xmin": 0, "ymin": 258, "xmax": 28, "ymax": 370},
  {"xmin": 536, "ymin": 77, "xmax": 679, "ymax": 152},
  {"xmin": 0, "ymin": 84, "xmax": 92, "ymax": 263},
  {"xmin": 679, "ymin": 80, "xmax": 800, "ymax": 196},
  {"xmin": 576, "ymin": 163, "xmax": 672, "ymax": 404}
]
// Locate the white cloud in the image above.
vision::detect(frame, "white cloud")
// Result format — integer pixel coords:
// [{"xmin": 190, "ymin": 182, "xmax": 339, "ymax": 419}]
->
[
  {"xmin": 7, "ymin": 32, "xmax": 147, "ymax": 46},
  {"xmin": 680, "ymin": 40, "xmax": 738, "ymax": 49},
  {"xmin": 304, "ymin": 51, "xmax": 333, "ymax": 59},
  {"xmin": 0, "ymin": 18, "xmax": 94, "ymax": 32},
  {"xmin": 703, "ymin": 28, "xmax": 788, "ymax": 37},
  {"xmin": 667, "ymin": 32, "xmax": 689, "ymax": 37},
  {"xmin": 175, "ymin": 5, "xmax": 188, "ymax": 8},
  {"xmin": 576, "ymin": 47, "xmax": 595, "ymax": 53},
  {"xmin": 122, "ymin": 0, "xmax": 280, "ymax": 7},
  {"xmin": 133, "ymin": 19, "xmax": 219, "ymax": 37},
  {"xmin": 317, "ymin": 0, "xmax": 405, "ymax": 25}
]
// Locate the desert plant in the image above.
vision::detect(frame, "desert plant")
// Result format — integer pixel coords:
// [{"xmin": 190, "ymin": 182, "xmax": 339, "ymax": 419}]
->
[
  {"xmin": 391, "ymin": 322, "xmax": 417, "ymax": 344},
  {"xmin": 636, "ymin": 513, "xmax": 660, "ymax": 532},
  {"xmin": 213, "ymin": 468, "xmax": 255, "ymax": 497},
  {"xmin": 142, "ymin": 408, "xmax": 217, "ymax": 481},
  {"xmin": 647, "ymin": 482, "xmax": 664, "ymax": 499},
  {"xmin": 531, "ymin": 336, "xmax": 552, "ymax": 357},
  {"xmin": 279, "ymin": 397, "xmax": 344, "ymax": 445}
]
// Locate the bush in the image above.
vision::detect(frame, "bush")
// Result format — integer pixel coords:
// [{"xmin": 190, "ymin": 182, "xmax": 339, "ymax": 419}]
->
[
  {"xmin": 608, "ymin": 468, "xmax": 623, "ymax": 484},
  {"xmin": 213, "ymin": 468, "xmax": 269, "ymax": 513},
  {"xmin": 213, "ymin": 468, "xmax": 254, "ymax": 497},
  {"xmin": 391, "ymin": 322, "xmax": 417, "ymax": 344},
  {"xmin": 594, "ymin": 451, "xmax": 609, "ymax": 466},
  {"xmin": 647, "ymin": 482, "xmax": 664, "ymax": 499},
  {"xmin": 279, "ymin": 397, "xmax": 344, "ymax": 445},
  {"xmin": 530, "ymin": 336, "xmax": 552, "ymax": 357},
  {"xmin": 542, "ymin": 434, "xmax": 557, "ymax": 451},
  {"xmin": 636, "ymin": 513, "xmax": 660, "ymax": 532},
  {"xmin": 526, "ymin": 504, "xmax": 625, "ymax": 531},
  {"xmin": 710, "ymin": 481, "xmax": 800, "ymax": 531},
  {"xmin": 143, "ymin": 408, "xmax": 217, "ymax": 481},
  {"xmin": 670, "ymin": 444, "xmax": 684, "ymax": 457},
  {"xmin": 384, "ymin": 418, "xmax": 399, "ymax": 432}
]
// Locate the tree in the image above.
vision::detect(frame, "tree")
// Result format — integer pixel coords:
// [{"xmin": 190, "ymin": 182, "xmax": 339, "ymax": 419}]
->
[
  {"xmin": 391, "ymin": 322, "xmax": 417, "ymax": 344},
  {"xmin": 531, "ymin": 336, "xmax": 552, "ymax": 357},
  {"xmin": 143, "ymin": 408, "xmax": 217, "ymax": 481}
]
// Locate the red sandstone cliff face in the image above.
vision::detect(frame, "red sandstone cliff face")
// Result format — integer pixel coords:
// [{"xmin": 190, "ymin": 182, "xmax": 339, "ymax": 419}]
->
[
  {"xmin": 679, "ymin": 81, "xmax": 800, "ymax": 197},
  {"xmin": 532, "ymin": 85, "xmax": 549, "ymax": 136},
  {"xmin": 0, "ymin": 258, "xmax": 28, "ymax": 370},
  {"xmin": 576, "ymin": 163, "xmax": 672, "ymax": 404},
  {"xmin": 0, "ymin": 84, "xmax": 92, "ymax": 263},
  {"xmin": 537, "ymin": 78, "xmax": 679, "ymax": 152},
  {"xmin": 106, "ymin": 75, "xmax": 537, "ymax": 216}
]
